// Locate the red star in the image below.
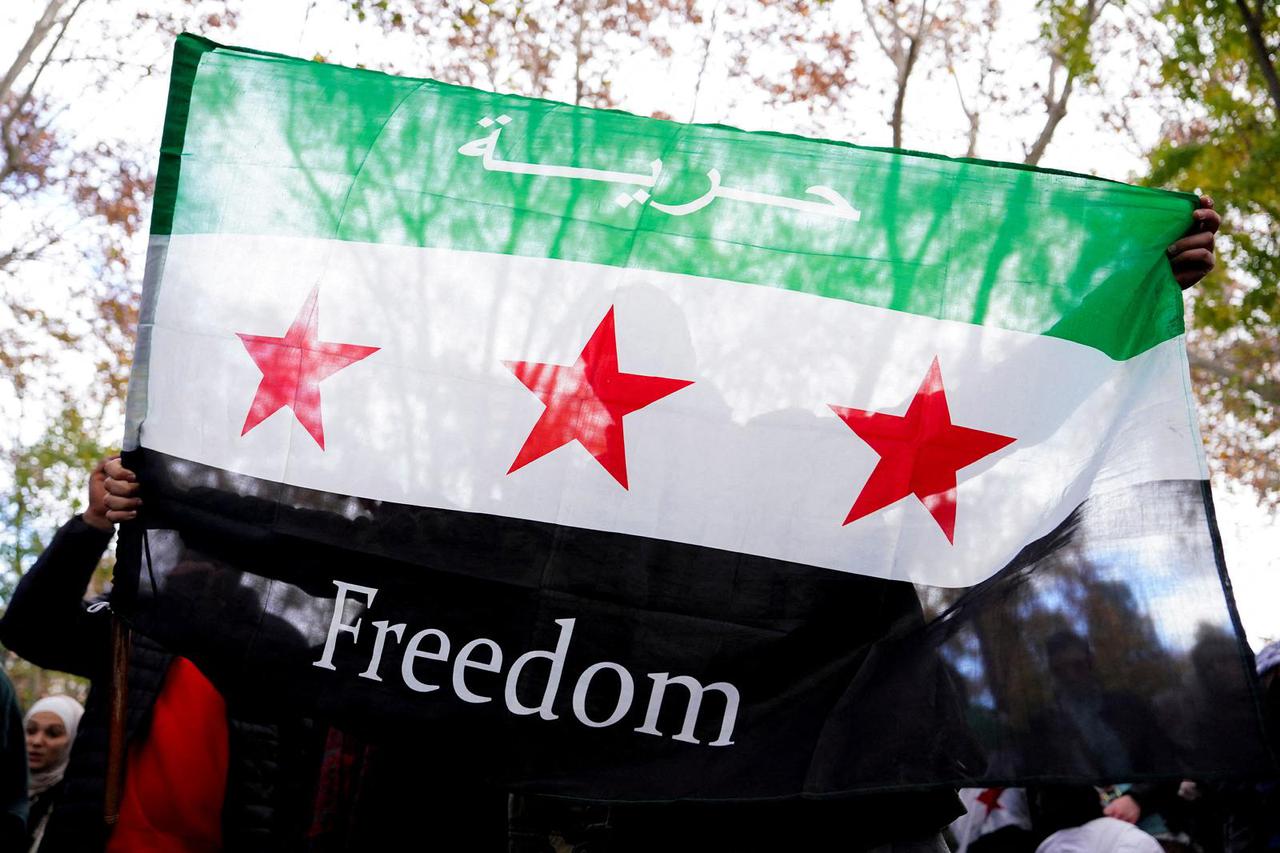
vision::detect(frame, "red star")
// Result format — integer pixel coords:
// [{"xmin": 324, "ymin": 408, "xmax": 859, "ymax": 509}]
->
[
  {"xmin": 976, "ymin": 787, "xmax": 1006, "ymax": 815},
  {"xmin": 829, "ymin": 357, "xmax": 1014, "ymax": 543},
  {"xmin": 505, "ymin": 306, "xmax": 693, "ymax": 489},
  {"xmin": 236, "ymin": 287, "xmax": 379, "ymax": 450}
]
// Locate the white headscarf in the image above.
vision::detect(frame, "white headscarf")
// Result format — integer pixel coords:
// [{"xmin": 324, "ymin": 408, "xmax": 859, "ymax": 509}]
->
[
  {"xmin": 1256, "ymin": 640, "xmax": 1280, "ymax": 678},
  {"xmin": 24, "ymin": 695, "xmax": 84, "ymax": 797}
]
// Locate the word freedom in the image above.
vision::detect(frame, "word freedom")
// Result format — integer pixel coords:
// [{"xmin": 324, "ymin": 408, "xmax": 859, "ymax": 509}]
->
[{"xmin": 313, "ymin": 581, "xmax": 740, "ymax": 747}]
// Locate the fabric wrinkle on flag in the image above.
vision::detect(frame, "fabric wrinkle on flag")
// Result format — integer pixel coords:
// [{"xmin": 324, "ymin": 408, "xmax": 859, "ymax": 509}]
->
[{"xmin": 111, "ymin": 33, "xmax": 1276, "ymax": 801}]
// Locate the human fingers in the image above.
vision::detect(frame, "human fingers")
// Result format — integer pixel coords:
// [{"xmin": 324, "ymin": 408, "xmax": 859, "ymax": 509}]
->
[
  {"xmin": 104, "ymin": 491, "xmax": 141, "ymax": 511},
  {"xmin": 104, "ymin": 477, "xmax": 141, "ymax": 498},
  {"xmin": 1192, "ymin": 205, "xmax": 1221, "ymax": 234},
  {"xmin": 1168, "ymin": 230, "xmax": 1215, "ymax": 257},
  {"xmin": 104, "ymin": 487, "xmax": 141, "ymax": 522},
  {"xmin": 1172, "ymin": 248, "xmax": 1216, "ymax": 288},
  {"xmin": 103, "ymin": 457, "xmax": 136, "ymax": 481}
]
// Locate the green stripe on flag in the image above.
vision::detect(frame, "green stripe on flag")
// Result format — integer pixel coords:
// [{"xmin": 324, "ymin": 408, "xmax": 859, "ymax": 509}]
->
[{"xmin": 152, "ymin": 34, "xmax": 1195, "ymax": 361}]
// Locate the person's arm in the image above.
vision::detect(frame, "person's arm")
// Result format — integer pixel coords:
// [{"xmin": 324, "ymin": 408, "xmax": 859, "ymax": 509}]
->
[
  {"xmin": 1168, "ymin": 196, "xmax": 1220, "ymax": 290},
  {"xmin": 0, "ymin": 458, "xmax": 119, "ymax": 678}
]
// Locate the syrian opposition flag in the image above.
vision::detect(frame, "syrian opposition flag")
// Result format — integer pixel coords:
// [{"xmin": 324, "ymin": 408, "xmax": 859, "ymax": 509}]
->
[
  {"xmin": 114, "ymin": 34, "xmax": 1274, "ymax": 800},
  {"xmin": 950, "ymin": 788, "xmax": 1032, "ymax": 853}
]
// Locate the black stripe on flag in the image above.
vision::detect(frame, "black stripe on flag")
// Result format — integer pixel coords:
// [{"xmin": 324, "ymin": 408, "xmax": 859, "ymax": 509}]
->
[{"xmin": 113, "ymin": 449, "xmax": 1275, "ymax": 799}]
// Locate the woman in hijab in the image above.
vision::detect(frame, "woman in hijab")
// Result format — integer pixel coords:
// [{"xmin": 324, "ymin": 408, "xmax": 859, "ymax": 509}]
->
[{"xmin": 24, "ymin": 695, "xmax": 83, "ymax": 852}]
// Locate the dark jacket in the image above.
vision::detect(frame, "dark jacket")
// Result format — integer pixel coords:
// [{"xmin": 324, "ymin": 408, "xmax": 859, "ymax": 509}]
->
[
  {"xmin": 0, "ymin": 667, "xmax": 26, "ymax": 850},
  {"xmin": 0, "ymin": 517, "xmax": 319, "ymax": 852}
]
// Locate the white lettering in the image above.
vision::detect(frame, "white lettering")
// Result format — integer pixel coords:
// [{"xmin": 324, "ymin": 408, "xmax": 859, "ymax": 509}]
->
[
  {"xmin": 401, "ymin": 628, "xmax": 450, "ymax": 693},
  {"xmin": 312, "ymin": 580, "xmax": 745, "ymax": 749},
  {"xmin": 358, "ymin": 620, "xmax": 406, "ymax": 682},
  {"xmin": 452, "ymin": 638, "xmax": 503, "ymax": 703},
  {"xmin": 634, "ymin": 673, "xmax": 740, "ymax": 746},
  {"xmin": 313, "ymin": 581, "xmax": 379, "ymax": 671},
  {"xmin": 503, "ymin": 618, "xmax": 575, "ymax": 720},
  {"xmin": 571, "ymin": 661, "xmax": 634, "ymax": 728}
]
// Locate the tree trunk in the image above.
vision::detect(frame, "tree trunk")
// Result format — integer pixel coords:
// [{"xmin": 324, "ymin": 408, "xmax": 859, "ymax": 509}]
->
[
  {"xmin": 864, "ymin": 0, "xmax": 935, "ymax": 149},
  {"xmin": 1024, "ymin": 71, "xmax": 1074, "ymax": 166},
  {"xmin": 1023, "ymin": 0, "xmax": 1106, "ymax": 165},
  {"xmin": 572, "ymin": 0, "xmax": 586, "ymax": 106},
  {"xmin": 891, "ymin": 67, "xmax": 909, "ymax": 148},
  {"xmin": 1234, "ymin": 0, "xmax": 1280, "ymax": 115},
  {"xmin": 891, "ymin": 34, "xmax": 923, "ymax": 148}
]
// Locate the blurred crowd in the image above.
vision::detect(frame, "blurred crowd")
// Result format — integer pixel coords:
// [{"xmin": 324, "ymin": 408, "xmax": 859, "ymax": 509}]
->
[
  {"xmin": 949, "ymin": 634, "xmax": 1280, "ymax": 853},
  {"xmin": 0, "ymin": 448, "xmax": 1275, "ymax": 853}
]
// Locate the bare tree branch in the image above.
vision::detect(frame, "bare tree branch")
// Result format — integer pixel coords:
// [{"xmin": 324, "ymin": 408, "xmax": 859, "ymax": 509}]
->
[
  {"xmin": 950, "ymin": 69, "xmax": 979, "ymax": 157},
  {"xmin": 690, "ymin": 0, "xmax": 724, "ymax": 122},
  {"xmin": 861, "ymin": 1, "xmax": 940, "ymax": 148},
  {"xmin": 1024, "ymin": 59, "xmax": 1074, "ymax": 165},
  {"xmin": 1023, "ymin": 0, "xmax": 1106, "ymax": 165},
  {"xmin": 890, "ymin": 0, "xmax": 937, "ymax": 148},
  {"xmin": 945, "ymin": 0, "xmax": 997, "ymax": 158},
  {"xmin": 1190, "ymin": 354, "xmax": 1280, "ymax": 408},
  {"xmin": 0, "ymin": 0, "xmax": 70, "ymax": 105},
  {"xmin": 860, "ymin": 0, "xmax": 893, "ymax": 62},
  {"xmin": 1, "ymin": 0, "xmax": 87, "ymax": 177},
  {"xmin": 15, "ymin": 0, "xmax": 86, "ymax": 108},
  {"xmin": 0, "ymin": 233, "xmax": 62, "ymax": 275}
]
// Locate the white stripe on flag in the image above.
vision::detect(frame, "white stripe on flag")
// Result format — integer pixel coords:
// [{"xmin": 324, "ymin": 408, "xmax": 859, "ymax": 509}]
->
[{"xmin": 135, "ymin": 234, "xmax": 1206, "ymax": 587}]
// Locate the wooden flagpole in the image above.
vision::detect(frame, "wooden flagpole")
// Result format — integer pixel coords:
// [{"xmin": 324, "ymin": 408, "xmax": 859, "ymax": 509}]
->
[{"xmin": 104, "ymin": 614, "xmax": 130, "ymax": 826}]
